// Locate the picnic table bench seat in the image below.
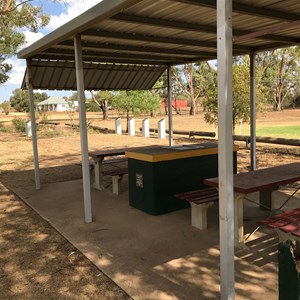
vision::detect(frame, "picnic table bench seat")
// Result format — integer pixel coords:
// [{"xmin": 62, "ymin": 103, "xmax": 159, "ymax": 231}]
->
[
  {"xmin": 89, "ymin": 157, "xmax": 128, "ymax": 168},
  {"xmin": 102, "ymin": 167, "xmax": 128, "ymax": 195},
  {"xmin": 175, "ymin": 187, "xmax": 219, "ymax": 230},
  {"xmin": 257, "ymin": 207, "xmax": 300, "ymax": 242}
]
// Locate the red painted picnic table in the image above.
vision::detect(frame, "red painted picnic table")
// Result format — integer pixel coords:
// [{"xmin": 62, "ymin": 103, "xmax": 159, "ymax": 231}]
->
[{"xmin": 204, "ymin": 162, "xmax": 300, "ymax": 246}]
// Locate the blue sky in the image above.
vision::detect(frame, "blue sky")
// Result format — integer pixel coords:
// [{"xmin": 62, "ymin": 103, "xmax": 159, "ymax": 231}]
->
[{"xmin": 0, "ymin": 0, "xmax": 102, "ymax": 102}]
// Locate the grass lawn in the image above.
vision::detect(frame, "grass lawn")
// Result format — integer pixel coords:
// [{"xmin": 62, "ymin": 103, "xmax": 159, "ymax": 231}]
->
[{"xmin": 255, "ymin": 125, "xmax": 300, "ymax": 139}]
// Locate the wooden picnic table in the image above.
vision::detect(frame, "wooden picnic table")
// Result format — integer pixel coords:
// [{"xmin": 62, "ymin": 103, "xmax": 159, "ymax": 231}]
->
[
  {"xmin": 204, "ymin": 162, "xmax": 300, "ymax": 246},
  {"xmin": 88, "ymin": 145, "xmax": 160, "ymax": 190}
]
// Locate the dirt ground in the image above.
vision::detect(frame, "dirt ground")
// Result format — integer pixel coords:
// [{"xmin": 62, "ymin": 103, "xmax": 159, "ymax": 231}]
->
[{"xmin": 0, "ymin": 109, "xmax": 299, "ymax": 299}]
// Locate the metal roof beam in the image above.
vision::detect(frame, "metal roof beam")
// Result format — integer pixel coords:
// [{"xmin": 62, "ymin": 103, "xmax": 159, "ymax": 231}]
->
[
  {"xmin": 82, "ymin": 29, "xmax": 251, "ymax": 51},
  {"xmin": 172, "ymin": 0, "xmax": 300, "ymax": 21},
  {"xmin": 112, "ymin": 13, "xmax": 300, "ymax": 43},
  {"xmin": 43, "ymin": 47, "xmax": 203, "ymax": 62},
  {"xmin": 32, "ymin": 54, "xmax": 170, "ymax": 65},
  {"xmin": 112, "ymin": 13, "xmax": 216, "ymax": 33},
  {"xmin": 234, "ymin": 19, "xmax": 300, "ymax": 43},
  {"xmin": 59, "ymin": 40, "xmax": 216, "ymax": 57}
]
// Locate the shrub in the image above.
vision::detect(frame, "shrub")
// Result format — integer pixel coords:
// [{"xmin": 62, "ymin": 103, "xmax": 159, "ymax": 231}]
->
[{"xmin": 12, "ymin": 117, "xmax": 26, "ymax": 133}]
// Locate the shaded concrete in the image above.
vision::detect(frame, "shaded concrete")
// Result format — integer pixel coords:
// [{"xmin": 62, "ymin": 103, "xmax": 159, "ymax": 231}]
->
[{"xmin": 13, "ymin": 178, "xmax": 300, "ymax": 300}]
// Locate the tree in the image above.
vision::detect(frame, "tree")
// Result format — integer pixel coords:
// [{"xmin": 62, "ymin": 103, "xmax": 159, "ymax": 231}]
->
[
  {"xmin": 90, "ymin": 91, "xmax": 114, "ymax": 120},
  {"xmin": 154, "ymin": 69, "xmax": 184, "ymax": 115},
  {"xmin": 9, "ymin": 88, "xmax": 48, "ymax": 112},
  {"xmin": 270, "ymin": 48, "xmax": 300, "ymax": 111},
  {"xmin": 173, "ymin": 62, "xmax": 216, "ymax": 115},
  {"xmin": 113, "ymin": 90, "xmax": 161, "ymax": 130},
  {"xmin": 0, "ymin": 1, "xmax": 51, "ymax": 84},
  {"xmin": 0, "ymin": 100, "xmax": 11, "ymax": 114},
  {"xmin": 34, "ymin": 92, "xmax": 49, "ymax": 103},
  {"xmin": 203, "ymin": 56, "xmax": 265, "ymax": 133},
  {"xmin": 257, "ymin": 47, "xmax": 300, "ymax": 111}
]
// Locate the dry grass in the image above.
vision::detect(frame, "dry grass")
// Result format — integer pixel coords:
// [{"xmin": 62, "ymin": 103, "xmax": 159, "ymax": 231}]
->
[{"xmin": 0, "ymin": 109, "xmax": 299, "ymax": 299}]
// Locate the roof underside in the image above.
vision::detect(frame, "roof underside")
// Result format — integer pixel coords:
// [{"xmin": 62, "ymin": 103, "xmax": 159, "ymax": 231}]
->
[{"xmin": 19, "ymin": 0, "xmax": 300, "ymax": 90}]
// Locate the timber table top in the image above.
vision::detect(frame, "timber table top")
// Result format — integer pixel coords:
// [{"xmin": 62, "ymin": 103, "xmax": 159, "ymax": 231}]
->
[{"xmin": 204, "ymin": 162, "xmax": 300, "ymax": 194}]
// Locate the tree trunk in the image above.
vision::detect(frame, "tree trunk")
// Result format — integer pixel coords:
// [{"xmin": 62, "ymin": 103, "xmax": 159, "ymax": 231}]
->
[
  {"xmin": 126, "ymin": 111, "xmax": 129, "ymax": 133},
  {"xmin": 273, "ymin": 82, "xmax": 283, "ymax": 111},
  {"xmin": 189, "ymin": 97, "xmax": 196, "ymax": 116},
  {"xmin": 164, "ymin": 99, "xmax": 168, "ymax": 115},
  {"xmin": 102, "ymin": 99, "xmax": 108, "ymax": 120}
]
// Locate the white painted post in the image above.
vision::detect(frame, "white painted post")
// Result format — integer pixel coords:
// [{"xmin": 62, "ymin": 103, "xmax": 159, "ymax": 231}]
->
[
  {"xmin": 26, "ymin": 59, "xmax": 40, "ymax": 190},
  {"xmin": 239, "ymin": 119, "xmax": 243, "ymax": 135},
  {"xmin": 142, "ymin": 118, "xmax": 149, "ymax": 137},
  {"xmin": 167, "ymin": 66, "xmax": 173, "ymax": 146},
  {"xmin": 158, "ymin": 119, "xmax": 166, "ymax": 139},
  {"xmin": 115, "ymin": 117, "xmax": 122, "ymax": 134},
  {"xmin": 250, "ymin": 51, "xmax": 257, "ymax": 170},
  {"xmin": 25, "ymin": 120, "xmax": 32, "ymax": 137},
  {"xmin": 217, "ymin": 0, "xmax": 235, "ymax": 299},
  {"xmin": 74, "ymin": 34, "xmax": 92, "ymax": 224},
  {"xmin": 128, "ymin": 117, "xmax": 135, "ymax": 136}
]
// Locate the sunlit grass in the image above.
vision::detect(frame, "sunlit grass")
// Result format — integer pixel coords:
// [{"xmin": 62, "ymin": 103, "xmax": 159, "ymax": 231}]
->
[{"xmin": 242, "ymin": 125, "xmax": 300, "ymax": 139}]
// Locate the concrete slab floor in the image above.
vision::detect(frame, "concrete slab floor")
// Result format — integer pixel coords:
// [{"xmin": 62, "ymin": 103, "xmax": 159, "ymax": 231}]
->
[{"xmin": 13, "ymin": 179, "xmax": 300, "ymax": 300}]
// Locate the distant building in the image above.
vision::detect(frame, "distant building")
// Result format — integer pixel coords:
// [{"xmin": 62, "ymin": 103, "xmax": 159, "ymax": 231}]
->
[
  {"xmin": 161, "ymin": 99, "xmax": 188, "ymax": 108},
  {"xmin": 36, "ymin": 96, "xmax": 78, "ymax": 112}
]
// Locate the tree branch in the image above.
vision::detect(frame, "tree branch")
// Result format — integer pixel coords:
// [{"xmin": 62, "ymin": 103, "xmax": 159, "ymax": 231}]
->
[{"xmin": 0, "ymin": 0, "xmax": 33, "ymax": 15}]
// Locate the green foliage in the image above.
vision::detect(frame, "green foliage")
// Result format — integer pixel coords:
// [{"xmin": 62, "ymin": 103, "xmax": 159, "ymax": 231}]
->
[
  {"xmin": 113, "ymin": 90, "xmax": 161, "ymax": 118},
  {"xmin": 12, "ymin": 117, "xmax": 26, "ymax": 132},
  {"xmin": 173, "ymin": 62, "xmax": 216, "ymax": 115},
  {"xmin": 34, "ymin": 92, "xmax": 49, "ymax": 103},
  {"xmin": 0, "ymin": 100, "xmax": 10, "ymax": 114},
  {"xmin": 9, "ymin": 88, "xmax": 49, "ymax": 112},
  {"xmin": 0, "ymin": 1, "xmax": 51, "ymax": 84},
  {"xmin": 203, "ymin": 56, "xmax": 266, "ymax": 133},
  {"xmin": 86, "ymin": 101, "xmax": 101, "ymax": 112},
  {"xmin": 257, "ymin": 47, "xmax": 300, "ymax": 111},
  {"xmin": 90, "ymin": 90, "xmax": 114, "ymax": 120},
  {"xmin": 9, "ymin": 89, "xmax": 30, "ymax": 112}
]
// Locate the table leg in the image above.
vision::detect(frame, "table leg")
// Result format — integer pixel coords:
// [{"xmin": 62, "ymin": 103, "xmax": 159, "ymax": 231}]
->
[
  {"xmin": 234, "ymin": 192, "xmax": 245, "ymax": 247},
  {"xmin": 94, "ymin": 158, "xmax": 104, "ymax": 190},
  {"xmin": 259, "ymin": 189, "xmax": 276, "ymax": 210}
]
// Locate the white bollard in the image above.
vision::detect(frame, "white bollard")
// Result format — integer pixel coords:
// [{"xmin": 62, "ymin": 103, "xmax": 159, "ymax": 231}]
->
[
  {"xmin": 142, "ymin": 118, "xmax": 150, "ymax": 138},
  {"xmin": 128, "ymin": 117, "xmax": 135, "ymax": 136},
  {"xmin": 158, "ymin": 119, "xmax": 166, "ymax": 139},
  {"xmin": 239, "ymin": 119, "xmax": 243, "ymax": 135},
  {"xmin": 25, "ymin": 120, "xmax": 32, "ymax": 137},
  {"xmin": 115, "ymin": 117, "xmax": 122, "ymax": 134}
]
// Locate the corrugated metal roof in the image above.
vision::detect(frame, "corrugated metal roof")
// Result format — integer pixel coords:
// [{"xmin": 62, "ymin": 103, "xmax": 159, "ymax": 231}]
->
[
  {"xmin": 36, "ymin": 96, "xmax": 67, "ymax": 106},
  {"xmin": 21, "ymin": 60, "xmax": 166, "ymax": 90},
  {"xmin": 18, "ymin": 0, "xmax": 300, "ymax": 90}
]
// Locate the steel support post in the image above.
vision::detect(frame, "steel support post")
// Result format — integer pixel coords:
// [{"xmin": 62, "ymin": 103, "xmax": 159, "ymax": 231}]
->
[
  {"xmin": 250, "ymin": 51, "xmax": 257, "ymax": 170},
  {"xmin": 167, "ymin": 66, "xmax": 173, "ymax": 146},
  {"xmin": 74, "ymin": 34, "xmax": 92, "ymax": 223},
  {"xmin": 26, "ymin": 59, "xmax": 40, "ymax": 190},
  {"xmin": 217, "ymin": 0, "xmax": 235, "ymax": 299}
]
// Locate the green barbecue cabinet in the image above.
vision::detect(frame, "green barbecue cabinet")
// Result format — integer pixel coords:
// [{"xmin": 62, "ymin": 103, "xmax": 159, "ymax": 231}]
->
[{"xmin": 126, "ymin": 143, "xmax": 238, "ymax": 215}]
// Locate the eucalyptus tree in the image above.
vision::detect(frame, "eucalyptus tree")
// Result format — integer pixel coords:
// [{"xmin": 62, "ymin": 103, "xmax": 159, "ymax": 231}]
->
[
  {"xmin": 173, "ymin": 62, "xmax": 216, "ymax": 115},
  {"xmin": 90, "ymin": 90, "xmax": 114, "ymax": 120},
  {"xmin": 203, "ymin": 56, "xmax": 266, "ymax": 133},
  {"xmin": 113, "ymin": 90, "xmax": 161, "ymax": 130},
  {"xmin": 258, "ymin": 47, "xmax": 300, "ymax": 111},
  {"xmin": 154, "ymin": 69, "xmax": 184, "ymax": 115},
  {"xmin": 0, "ymin": 0, "xmax": 54, "ymax": 84}
]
